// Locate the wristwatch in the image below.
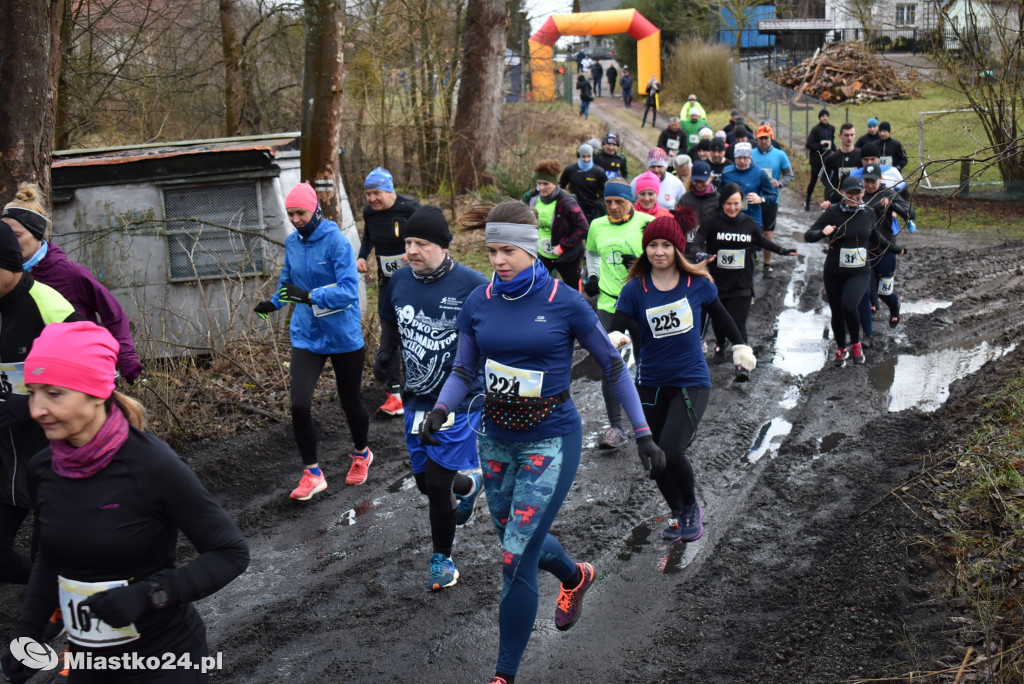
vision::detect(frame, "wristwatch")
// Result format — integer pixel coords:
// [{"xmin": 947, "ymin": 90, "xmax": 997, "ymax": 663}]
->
[{"xmin": 147, "ymin": 583, "xmax": 171, "ymax": 610}]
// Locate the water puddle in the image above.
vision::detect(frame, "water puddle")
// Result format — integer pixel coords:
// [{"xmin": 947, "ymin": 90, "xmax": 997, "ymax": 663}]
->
[
  {"xmin": 387, "ymin": 474, "xmax": 417, "ymax": 493},
  {"xmin": 746, "ymin": 417, "xmax": 793, "ymax": 463},
  {"xmin": 899, "ymin": 298, "xmax": 951, "ymax": 315},
  {"xmin": 818, "ymin": 432, "xmax": 845, "ymax": 453},
  {"xmin": 870, "ymin": 340, "xmax": 1016, "ymax": 412},
  {"xmin": 774, "ymin": 257, "xmax": 830, "ymax": 377},
  {"xmin": 620, "ymin": 519, "xmax": 701, "ymax": 573},
  {"xmin": 335, "ymin": 500, "xmax": 373, "ymax": 526}
]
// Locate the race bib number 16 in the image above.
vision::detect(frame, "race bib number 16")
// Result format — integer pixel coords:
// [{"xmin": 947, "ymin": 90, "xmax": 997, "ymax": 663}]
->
[{"xmin": 58, "ymin": 576, "xmax": 141, "ymax": 648}]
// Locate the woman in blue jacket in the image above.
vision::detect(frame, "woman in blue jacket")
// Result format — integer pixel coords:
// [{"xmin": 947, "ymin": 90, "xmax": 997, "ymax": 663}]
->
[{"xmin": 254, "ymin": 183, "xmax": 372, "ymax": 500}]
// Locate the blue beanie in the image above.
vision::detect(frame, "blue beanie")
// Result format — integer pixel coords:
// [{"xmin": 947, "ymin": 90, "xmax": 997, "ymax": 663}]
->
[
  {"xmin": 604, "ymin": 181, "xmax": 634, "ymax": 202},
  {"xmin": 364, "ymin": 167, "xmax": 395, "ymax": 192},
  {"xmin": 867, "ymin": 117, "xmax": 879, "ymax": 127}
]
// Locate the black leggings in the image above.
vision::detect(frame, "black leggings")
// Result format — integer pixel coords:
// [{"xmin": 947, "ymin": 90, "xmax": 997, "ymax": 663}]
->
[
  {"xmin": 290, "ymin": 346, "xmax": 370, "ymax": 466},
  {"xmin": 642, "ymin": 102, "xmax": 657, "ymax": 128},
  {"xmin": 0, "ymin": 501, "xmax": 31, "ymax": 584},
  {"xmin": 539, "ymin": 255, "xmax": 581, "ymax": 291},
  {"xmin": 637, "ymin": 385, "xmax": 710, "ymax": 514},
  {"xmin": 413, "ymin": 461, "xmax": 474, "ymax": 557},
  {"xmin": 713, "ymin": 295, "xmax": 750, "ymax": 348},
  {"xmin": 806, "ymin": 155, "xmax": 825, "ymax": 204},
  {"xmin": 823, "ymin": 269, "xmax": 870, "ymax": 348}
]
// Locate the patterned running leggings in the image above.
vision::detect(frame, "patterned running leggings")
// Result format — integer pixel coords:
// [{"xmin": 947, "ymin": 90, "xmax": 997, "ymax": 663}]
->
[{"xmin": 479, "ymin": 426, "xmax": 583, "ymax": 676}]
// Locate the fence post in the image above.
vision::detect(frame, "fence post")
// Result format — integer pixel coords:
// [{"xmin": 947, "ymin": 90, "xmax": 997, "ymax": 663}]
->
[{"xmin": 959, "ymin": 158, "xmax": 971, "ymax": 197}]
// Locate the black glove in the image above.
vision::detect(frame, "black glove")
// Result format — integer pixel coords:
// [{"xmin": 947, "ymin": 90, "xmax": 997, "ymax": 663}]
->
[
  {"xmin": 254, "ymin": 300, "xmax": 276, "ymax": 320},
  {"xmin": 620, "ymin": 254, "xmax": 637, "ymax": 269},
  {"xmin": 0, "ymin": 646, "xmax": 33, "ymax": 684},
  {"xmin": 0, "ymin": 393, "xmax": 31, "ymax": 430},
  {"xmin": 80, "ymin": 582, "xmax": 152, "ymax": 628},
  {"xmin": 372, "ymin": 350, "xmax": 393, "ymax": 385},
  {"xmin": 695, "ymin": 251, "xmax": 710, "ymax": 263},
  {"xmin": 418, "ymin": 407, "xmax": 448, "ymax": 447},
  {"xmin": 584, "ymin": 275, "xmax": 599, "ymax": 297},
  {"xmin": 278, "ymin": 284, "xmax": 311, "ymax": 305},
  {"xmin": 783, "ymin": 248, "xmax": 799, "ymax": 256},
  {"xmin": 636, "ymin": 435, "xmax": 665, "ymax": 479}
]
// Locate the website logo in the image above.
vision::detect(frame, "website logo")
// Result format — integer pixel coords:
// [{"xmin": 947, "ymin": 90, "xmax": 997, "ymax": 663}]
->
[{"xmin": 8, "ymin": 637, "xmax": 59, "ymax": 671}]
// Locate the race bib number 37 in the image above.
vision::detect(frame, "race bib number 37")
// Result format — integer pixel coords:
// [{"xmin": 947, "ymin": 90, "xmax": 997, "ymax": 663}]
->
[
  {"xmin": 484, "ymin": 359, "xmax": 543, "ymax": 397},
  {"xmin": 645, "ymin": 298, "xmax": 694, "ymax": 338},
  {"xmin": 839, "ymin": 246, "xmax": 868, "ymax": 268},
  {"xmin": 58, "ymin": 576, "xmax": 141, "ymax": 647}
]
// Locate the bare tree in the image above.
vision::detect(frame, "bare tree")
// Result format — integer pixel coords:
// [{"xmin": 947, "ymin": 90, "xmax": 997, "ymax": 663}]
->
[
  {"xmin": 220, "ymin": 0, "xmax": 246, "ymax": 136},
  {"xmin": 0, "ymin": 0, "xmax": 65, "ymax": 201},
  {"xmin": 927, "ymin": 0, "xmax": 1024, "ymax": 188},
  {"xmin": 300, "ymin": 0, "xmax": 345, "ymax": 220},
  {"xmin": 450, "ymin": 0, "xmax": 506, "ymax": 191}
]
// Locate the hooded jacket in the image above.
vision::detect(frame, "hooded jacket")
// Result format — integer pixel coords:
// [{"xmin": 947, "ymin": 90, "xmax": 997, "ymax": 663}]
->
[
  {"xmin": 29, "ymin": 242, "xmax": 143, "ymax": 381},
  {"xmin": 270, "ymin": 218, "xmax": 363, "ymax": 355}
]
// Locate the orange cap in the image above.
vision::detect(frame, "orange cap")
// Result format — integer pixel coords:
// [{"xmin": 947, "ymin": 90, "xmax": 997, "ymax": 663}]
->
[{"xmin": 756, "ymin": 124, "xmax": 774, "ymax": 139}]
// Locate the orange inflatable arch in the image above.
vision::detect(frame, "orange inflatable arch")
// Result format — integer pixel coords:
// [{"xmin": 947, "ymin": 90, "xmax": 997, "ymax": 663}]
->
[{"xmin": 529, "ymin": 10, "xmax": 661, "ymax": 103}]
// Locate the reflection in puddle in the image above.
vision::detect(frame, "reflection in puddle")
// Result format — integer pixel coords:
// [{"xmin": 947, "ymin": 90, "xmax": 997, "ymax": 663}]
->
[
  {"xmin": 870, "ymin": 341, "xmax": 1016, "ymax": 412},
  {"xmin": 620, "ymin": 519, "xmax": 700, "ymax": 573},
  {"xmin": 747, "ymin": 417, "xmax": 793, "ymax": 463},
  {"xmin": 658, "ymin": 544, "xmax": 686, "ymax": 575},
  {"xmin": 336, "ymin": 500, "xmax": 373, "ymax": 526},
  {"xmin": 818, "ymin": 432, "xmax": 845, "ymax": 453},
  {"xmin": 775, "ymin": 256, "xmax": 830, "ymax": 377},
  {"xmin": 386, "ymin": 475, "xmax": 417, "ymax": 493},
  {"xmin": 899, "ymin": 298, "xmax": 951, "ymax": 315}
]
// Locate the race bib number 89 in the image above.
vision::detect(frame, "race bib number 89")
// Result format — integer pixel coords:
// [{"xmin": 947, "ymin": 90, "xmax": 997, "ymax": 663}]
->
[
  {"xmin": 717, "ymin": 249, "xmax": 746, "ymax": 270},
  {"xmin": 645, "ymin": 298, "xmax": 694, "ymax": 338},
  {"xmin": 485, "ymin": 360, "xmax": 543, "ymax": 397}
]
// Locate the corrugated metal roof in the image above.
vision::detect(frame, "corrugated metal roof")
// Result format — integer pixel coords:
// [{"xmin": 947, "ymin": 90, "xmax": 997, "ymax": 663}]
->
[
  {"xmin": 579, "ymin": 0, "xmax": 622, "ymax": 13},
  {"xmin": 52, "ymin": 133, "xmax": 300, "ymax": 169},
  {"xmin": 758, "ymin": 18, "xmax": 833, "ymax": 32}
]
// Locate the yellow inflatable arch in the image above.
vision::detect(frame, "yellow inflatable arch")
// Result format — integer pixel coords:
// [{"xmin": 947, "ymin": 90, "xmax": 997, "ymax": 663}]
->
[{"xmin": 529, "ymin": 10, "xmax": 661, "ymax": 103}]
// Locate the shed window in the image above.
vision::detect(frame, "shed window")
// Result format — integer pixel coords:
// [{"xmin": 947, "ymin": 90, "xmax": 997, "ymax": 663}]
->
[{"xmin": 163, "ymin": 182, "xmax": 265, "ymax": 281}]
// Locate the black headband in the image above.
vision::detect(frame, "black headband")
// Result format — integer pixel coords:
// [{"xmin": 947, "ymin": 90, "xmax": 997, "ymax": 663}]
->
[{"xmin": 0, "ymin": 207, "xmax": 47, "ymax": 240}]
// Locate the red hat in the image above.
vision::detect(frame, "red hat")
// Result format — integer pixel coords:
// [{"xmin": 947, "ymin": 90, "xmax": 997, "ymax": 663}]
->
[
  {"xmin": 25, "ymin": 321, "xmax": 120, "ymax": 399},
  {"xmin": 285, "ymin": 182, "xmax": 319, "ymax": 212},
  {"xmin": 643, "ymin": 216, "xmax": 687, "ymax": 254}
]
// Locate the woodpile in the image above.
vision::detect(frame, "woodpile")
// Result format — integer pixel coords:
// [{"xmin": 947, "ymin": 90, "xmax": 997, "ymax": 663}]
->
[{"xmin": 776, "ymin": 42, "xmax": 918, "ymax": 104}]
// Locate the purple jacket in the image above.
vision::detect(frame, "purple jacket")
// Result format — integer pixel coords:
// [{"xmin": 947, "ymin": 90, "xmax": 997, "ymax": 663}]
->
[{"xmin": 29, "ymin": 243, "xmax": 143, "ymax": 380}]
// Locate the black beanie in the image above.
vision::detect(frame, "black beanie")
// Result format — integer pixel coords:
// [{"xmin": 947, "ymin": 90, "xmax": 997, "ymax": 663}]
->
[
  {"xmin": 404, "ymin": 205, "xmax": 452, "ymax": 248},
  {"xmin": 0, "ymin": 223, "xmax": 24, "ymax": 272},
  {"xmin": 860, "ymin": 142, "xmax": 881, "ymax": 158},
  {"xmin": 1, "ymin": 207, "xmax": 47, "ymax": 241},
  {"xmin": 819, "ymin": 108, "xmax": 830, "ymax": 119},
  {"xmin": 878, "ymin": 121, "xmax": 891, "ymax": 132}
]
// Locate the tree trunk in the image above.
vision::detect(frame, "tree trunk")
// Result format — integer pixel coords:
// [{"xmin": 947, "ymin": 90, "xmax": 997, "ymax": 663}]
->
[
  {"xmin": 451, "ymin": 0, "xmax": 506, "ymax": 192},
  {"xmin": 300, "ymin": 0, "xmax": 345, "ymax": 221},
  {"xmin": 0, "ymin": 0, "xmax": 65, "ymax": 203},
  {"xmin": 54, "ymin": 0, "xmax": 74, "ymax": 150},
  {"xmin": 220, "ymin": 0, "xmax": 245, "ymax": 137}
]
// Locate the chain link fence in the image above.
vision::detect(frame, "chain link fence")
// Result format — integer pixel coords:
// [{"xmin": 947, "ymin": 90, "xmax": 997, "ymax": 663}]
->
[{"xmin": 732, "ymin": 56, "xmax": 831, "ymax": 160}]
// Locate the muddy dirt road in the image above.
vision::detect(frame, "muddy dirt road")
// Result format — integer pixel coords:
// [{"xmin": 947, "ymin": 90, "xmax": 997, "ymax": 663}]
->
[{"xmin": 5, "ymin": 96, "xmax": 1023, "ymax": 683}]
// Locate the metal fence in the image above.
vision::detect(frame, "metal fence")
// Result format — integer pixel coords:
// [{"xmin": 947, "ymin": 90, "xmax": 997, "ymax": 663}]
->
[{"xmin": 731, "ymin": 56, "xmax": 832, "ymax": 158}]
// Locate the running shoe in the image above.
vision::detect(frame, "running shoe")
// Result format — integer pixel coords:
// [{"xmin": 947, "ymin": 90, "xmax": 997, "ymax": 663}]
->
[
  {"xmin": 489, "ymin": 678, "xmax": 508, "ymax": 684},
  {"xmin": 377, "ymin": 392, "xmax": 404, "ymax": 416},
  {"xmin": 599, "ymin": 426, "xmax": 628, "ymax": 449},
  {"xmin": 41, "ymin": 608, "xmax": 66, "ymax": 642},
  {"xmin": 290, "ymin": 468, "xmax": 327, "ymax": 500},
  {"xmin": 663, "ymin": 505, "xmax": 704, "ymax": 542},
  {"xmin": 734, "ymin": 365, "xmax": 750, "ymax": 382},
  {"xmin": 889, "ymin": 305, "xmax": 901, "ymax": 328},
  {"xmin": 712, "ymin": 346, "xmax": 726, "ymax": 364},
  {"xmin": 57, "ymin": 649, "xmax": 69, "ymax": 679},
  {"xmin": 834, "ymin": 347, "xmax": 849, "ymax": 368},
  {"xmin": 555, "ymin": 562, "xmax": 596, "ymax": 631},
  {"xmin": 429, "ymin": 553, "xmax": 459, "ymax": 591},
  {"xmin": 345, "ymin": 450, "xmax": 373, "ymax": 485},
  {"xmin": 455, "ymin": 472, "xmax": 484, "ymax": 526},
  {"xmin": 851, "ymin": 342, "xmax": 866, "ymax": 364},
  {"xmin": 861, "ymin": 335, "xmax": 873, "ymax": 349},
  {"xmin": 762, "ymin": 263, "xmax": 773, "ymax": 277}
]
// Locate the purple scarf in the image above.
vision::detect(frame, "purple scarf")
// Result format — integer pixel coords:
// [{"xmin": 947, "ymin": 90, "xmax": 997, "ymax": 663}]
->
[{"xmin": 51, "ymin": 404, "xmax": 130, "ymax": 479}]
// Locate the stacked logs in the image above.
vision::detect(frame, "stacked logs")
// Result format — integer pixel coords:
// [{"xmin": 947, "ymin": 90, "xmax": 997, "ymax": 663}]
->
[{"xmin": 776, "ymin": 42, "xmax": 918, "ymax": 104}]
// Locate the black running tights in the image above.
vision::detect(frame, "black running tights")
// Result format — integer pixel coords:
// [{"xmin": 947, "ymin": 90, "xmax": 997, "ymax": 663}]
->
[
  {"xmin": 290, "ymin": 346, "xmax": 370, "ymax": 466},
  {"xmin": 823, "ymin": 269, "xmax": 870, "ymax": 348},
  {"xmin": 414, "ymin": 460, "xmax": 474, "ymax": 557},
  {"xmin": 713, "ymin": 295, "xmax": 750, "ymax": 349},
  {"xmin": 636, "ymin": 385, "xmax": 710, "ymax": 515},
  {"xmin": 0, "ymin": 501, "xmax": 31, "ymax": 584}
]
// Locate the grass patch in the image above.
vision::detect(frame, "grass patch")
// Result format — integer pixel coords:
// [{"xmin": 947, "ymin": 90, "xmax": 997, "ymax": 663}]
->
[
  {"xmin": 912, "ymin": 195, "xmax": 1024, "ymax": 237},
  {"xmin": 907, "ymin": 368, "xmax": 1024, "ymax": 681}
]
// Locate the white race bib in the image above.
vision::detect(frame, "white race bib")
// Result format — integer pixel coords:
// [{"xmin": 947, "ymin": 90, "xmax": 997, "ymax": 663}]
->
[
  {"xmin": 839, "ymin": 246, "xmax": 868, "ymax": 268},
  {"xmin": 688, "ymin": 134, "xmax": 698, "ymax": 144},
  {"xmin": 878, "ymin": 275, "xmax": 895, "ymax": 295},
  {"xmin": 410, "ymin": 409, "xmax": 456, "ymax": 434},
  {"xmin": 484, "ymin": 359, "xmax": 543, "ymax": 397},
  {"xmin": 58, "ymin": 576, "xmax": 141, "ymax": 648},
  {"xmin": 879, "ymin": 156, "xmax": 893, "ymax": 167},
  {"xmin": 0, "ymin": 362, "xmax": 26, "ymax": 395},
  {"xmin": 540, "ymin": 239, "xmax": 555, "ymax": 256},
  {"xmin": 667, "ymin": 138, "xmax": 680, "ymax": 151},
  {"xmin": 312, "ymin": 283, "xmax": 352, "ymax": 318},
  {"xmin": 717, "ymin": 249, "xmax": 746, "ymax": 270},
  {"xmin": 380, "ymin": 253, "xmax": 405, "ymax": 277},
  {"xmin": 645, "ymin": 298, "xmax": 694, "ymax": 338}
]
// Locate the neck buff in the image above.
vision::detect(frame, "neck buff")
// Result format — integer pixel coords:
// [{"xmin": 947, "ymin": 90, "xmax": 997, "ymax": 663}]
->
[
  {"xmin": 577, "ymin": 159, "xmax": 594, "ymax": 172},
  {"xmin": 538, "ymin": 187, "xmax": 563, "ymax": 205},
  {"xmin": 297, "ymin": 205, "xmax": 324, "ymax": 240},
  {"xmin": 50, "ymin": 403, "xmax": 130, "ymax": 479},
  {"xmin": 412, "ymin": 252, "xmax": 454, "ymax": 284},
  {"xmin": 718, "ymin": 210, "xmax": 744, "ymax": 224},
  {"xmin": 491, "ymin": 259, "xmax": 549, "ymax": 300},
  {"xmin": 608, "ymin": 208, "xmax": 635, "ymax": 225},
  {"xmin": 23, "ymin": 240, "xmax": 48, "ymax": 272},
  {"xmin": 693, "ymin": 183, "xmax": 716, "ymax": 197}
]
